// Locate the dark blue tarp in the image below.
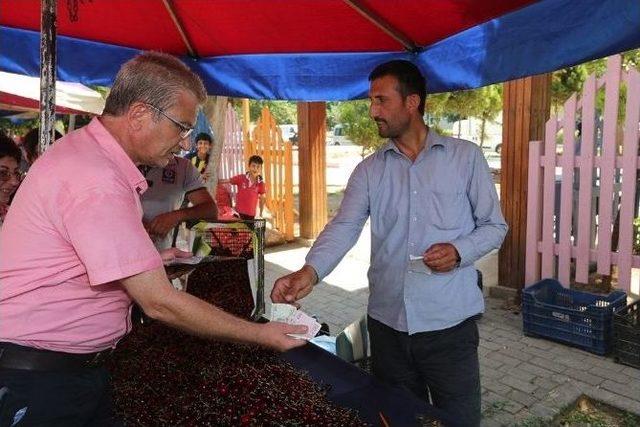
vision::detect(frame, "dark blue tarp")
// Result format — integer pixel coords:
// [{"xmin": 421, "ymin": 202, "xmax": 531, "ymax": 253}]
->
[{"xmin": 1, "ymin": 0, "xmax": 639, "ymax": 100}]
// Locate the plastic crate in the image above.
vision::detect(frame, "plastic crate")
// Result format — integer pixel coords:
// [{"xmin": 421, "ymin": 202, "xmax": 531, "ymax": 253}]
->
[
  {"xmin": 613, "ymin": 300, "xmax": 640, "ymax": 369},
  {"xmin": 522, "ymin": 279, "xmax": 627, "ymax": 355}
]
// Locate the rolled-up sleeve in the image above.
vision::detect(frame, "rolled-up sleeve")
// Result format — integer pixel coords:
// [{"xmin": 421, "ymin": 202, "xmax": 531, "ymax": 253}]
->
[
  {"xmin": 305, "ymin": 161, "xmax": 370, "ymax": 279},
  {"xmin": 451, "ymin": 148, "xmax": 508, "ymax": 267}
]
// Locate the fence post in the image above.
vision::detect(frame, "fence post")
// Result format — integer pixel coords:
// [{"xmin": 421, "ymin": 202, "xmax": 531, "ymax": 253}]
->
[
  {"xmin": 525, "ymin": 140, "xmax": 543, "ymax": 286},
  {"xmin": 575, "ymin": 74, "xmax": 597, "ymax": 284},
  {"xmin": 617, "ymin": 69, "xmax": 640, "ymax": 292},
  {"xmin": 558, "ymin": 94, "xmax": 577, "ymax": 286}
]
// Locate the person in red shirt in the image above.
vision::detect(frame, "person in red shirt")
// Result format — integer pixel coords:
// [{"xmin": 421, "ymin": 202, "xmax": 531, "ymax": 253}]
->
[{"xmin": 223, "ymin": 155, "xmax": 266, "ymax": 220}]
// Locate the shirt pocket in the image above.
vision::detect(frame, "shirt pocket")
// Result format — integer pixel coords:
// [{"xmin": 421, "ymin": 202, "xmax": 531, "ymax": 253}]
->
[{"xmin": 428, "ymin": 189, "xmax": 466, "ymax": 230}]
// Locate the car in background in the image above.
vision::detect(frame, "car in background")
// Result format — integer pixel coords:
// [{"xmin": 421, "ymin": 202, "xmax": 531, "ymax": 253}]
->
[
  {"xmin": 479, "ymin": 138, "xmax": 502, "ymax": 154},
  {"xmin": 278, "ymin": 124, "xmax": 298, "ymax": 144},
  {"xmin": 327, "ymin": 124, "xmax": 352, "ymax": 145}
]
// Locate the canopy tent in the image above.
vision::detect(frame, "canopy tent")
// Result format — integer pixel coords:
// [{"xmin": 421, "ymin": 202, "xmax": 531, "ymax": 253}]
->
[
  {"xmin": 1, "ymin": 0, "xmax": 639, "ymax": 100},
  {"xmin": 0, "ymin": 71, "xmax": 105, "ymax": 115}
]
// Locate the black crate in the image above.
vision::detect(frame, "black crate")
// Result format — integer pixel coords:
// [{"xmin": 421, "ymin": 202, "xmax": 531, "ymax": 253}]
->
[
  {"xmin": 522, "ymin": 279, "xmax": 627, "ymax": 355},
  {"xmin": 613, "ymin": 300, "xmax": 640, "ymax": 369}
]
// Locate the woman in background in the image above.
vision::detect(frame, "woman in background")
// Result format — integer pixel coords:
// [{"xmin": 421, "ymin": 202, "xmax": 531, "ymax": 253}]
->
[{"xmin": 0, "ymin": 132, "xmax": 22, "ymax": 227}]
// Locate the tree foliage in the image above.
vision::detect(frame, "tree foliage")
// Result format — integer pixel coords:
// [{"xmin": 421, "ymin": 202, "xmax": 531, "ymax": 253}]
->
[
  {"xmin": 336, "ymin": 100, "xmax": 384, "ymax": 157},
  {"xmin": 248, "ymin": 100, "xmax": 297, "ymax": 124}
]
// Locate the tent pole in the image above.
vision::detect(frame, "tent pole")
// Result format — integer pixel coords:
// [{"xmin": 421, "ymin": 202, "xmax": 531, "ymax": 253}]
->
[
  {"xmin": 39, "ymin": 0, "xmax": 57, "ymax": 155},
  {"xmin": 343, "ymin": 0, "xmax": 418, "ymax": 52}
]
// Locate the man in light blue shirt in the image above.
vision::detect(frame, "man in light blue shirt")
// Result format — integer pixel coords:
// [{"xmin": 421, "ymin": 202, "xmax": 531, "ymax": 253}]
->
[{"xmin": 272, "ymin": 60, "xmax": 507, "ymax": 426}]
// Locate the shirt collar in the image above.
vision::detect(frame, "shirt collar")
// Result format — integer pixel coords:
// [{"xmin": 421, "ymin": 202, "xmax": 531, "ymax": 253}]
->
[
  {"xmin": 87, "ymin": 117, "xmax": 148, "ymax": 194},
  {"xmin": 381, "ymin": 128, "xmax": 446, "ymax": 157}
]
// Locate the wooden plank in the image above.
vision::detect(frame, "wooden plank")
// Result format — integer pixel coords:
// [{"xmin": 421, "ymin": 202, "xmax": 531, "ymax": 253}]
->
[
  {"xmin": 242, "ymin": 99, "xmax": 251, "ymax": 164},
  {"xmin": 596, "ymin": 55, "xmax": 622, "ymax": 274},
  {"xmin": 575, "ymin": 74, "xmax": 597, "ymax": 284},
  {"xmin": 500, "ymin": 74, "xmax": 550, "ymax": 289},
  {"xmin": 284, "ymin": 142, "xmax": 294, "ymax": 240},
  {"xmin": 298, "ymin": 102, "xmax": 327, "ymax": 239},
  {"xmin": 525, "ymin": 140, "xmax": 543, "ymax": 286},
  {"xmin": 617, "ymin": 69, "xmax": 640, "ymax": 292},
  {"xmin": 558, "ymin": 94, "xmax": 577, "ymax": 286},
  {"xmin": 500, "ymin": 79, "xmax": 516, "ymax": 287},
  {"xmin": 537, "ymin": 242, "xmax": 640, "ymax": 269},
  {"xmin": 541, "ymin": 118, "xmax": 558, "ymax": 278},
  {"xmin": 513, "ymin": 78, "xmax": 527, "ymax": 289}
]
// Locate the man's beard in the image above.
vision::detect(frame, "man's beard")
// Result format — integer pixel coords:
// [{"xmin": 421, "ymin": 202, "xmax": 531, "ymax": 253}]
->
[{"xmin": 376, "ymin": 117, "xmax": 409, "ymax": 138}]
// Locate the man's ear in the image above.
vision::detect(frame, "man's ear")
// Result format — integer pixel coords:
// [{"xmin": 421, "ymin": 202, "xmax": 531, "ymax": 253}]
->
[
  {"xmin": 406, "ymin": 94, "xmax": 421, "ymax": 114},
  {"xmin": 127, "ymin": 102, "xmax": 149, "ymax": 133}
]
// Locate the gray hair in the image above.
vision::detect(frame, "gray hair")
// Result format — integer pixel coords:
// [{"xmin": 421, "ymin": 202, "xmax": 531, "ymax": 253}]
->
[{"xmin": 103, "ymin": 51, "xmax": 207, "ymax": 116}]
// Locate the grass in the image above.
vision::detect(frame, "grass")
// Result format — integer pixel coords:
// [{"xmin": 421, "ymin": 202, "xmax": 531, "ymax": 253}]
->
[
  {"xmin": 552, "ymin": 395, "xmax": 640, "ymax": 427},
  {"xmin": 484, "ymin": 395, "xmax": 640, "ymax": 426}
]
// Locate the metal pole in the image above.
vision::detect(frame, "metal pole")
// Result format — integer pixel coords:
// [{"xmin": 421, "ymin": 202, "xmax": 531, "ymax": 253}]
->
[{"xmin": 39, "ymin": 0, "xmax": 57, "ymax": 155}]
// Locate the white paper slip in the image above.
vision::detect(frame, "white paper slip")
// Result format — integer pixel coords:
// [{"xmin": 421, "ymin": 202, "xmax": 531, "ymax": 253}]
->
[
  {"xmin": 286, "ymin": 310, "xmax": 321, "ymax": 340},
  {"xmin": 408, "ymin": 255, "xmax": 432, "ymax": 275},
  {"xmin": 270, "ymin": 303, "xmax": 297, "ymax": 323}
]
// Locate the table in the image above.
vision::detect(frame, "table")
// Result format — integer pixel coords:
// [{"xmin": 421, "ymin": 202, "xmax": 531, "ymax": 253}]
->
[{"xmin": 282, "ymin": 343, "xmax": 455, "ymax": 426}]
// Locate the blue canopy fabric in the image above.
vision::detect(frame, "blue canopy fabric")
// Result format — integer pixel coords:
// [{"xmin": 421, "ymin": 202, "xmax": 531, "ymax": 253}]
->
[{"xmin": 1, "ymin": 0, "xmax": 639, "ymax": 101}]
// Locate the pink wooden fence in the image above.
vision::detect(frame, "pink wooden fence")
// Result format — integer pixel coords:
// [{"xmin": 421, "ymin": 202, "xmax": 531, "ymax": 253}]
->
[
  {"xmin": 526, "ymin": 55, "xmax": 640, "ymax": 294},
  {"xmin": 220, "ymin": 104, "xmax": 245, "ymax": 200}
]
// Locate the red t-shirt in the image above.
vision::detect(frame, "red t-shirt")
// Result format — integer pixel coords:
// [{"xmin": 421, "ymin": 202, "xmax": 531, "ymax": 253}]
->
[{"xmin": 230, "ymin": 173, "xmax": 265, "ymax": 217}]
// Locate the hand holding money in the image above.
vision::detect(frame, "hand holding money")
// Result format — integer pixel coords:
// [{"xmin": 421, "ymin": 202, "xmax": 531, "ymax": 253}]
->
[{"xmin": 270, "ymin": 303, "xmax": 321, "ymax": 340}]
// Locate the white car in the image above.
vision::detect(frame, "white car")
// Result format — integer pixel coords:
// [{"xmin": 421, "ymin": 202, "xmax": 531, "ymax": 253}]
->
[{"xmin": 328, "ymin": 124, "xmax": 351, "ymax": 145}]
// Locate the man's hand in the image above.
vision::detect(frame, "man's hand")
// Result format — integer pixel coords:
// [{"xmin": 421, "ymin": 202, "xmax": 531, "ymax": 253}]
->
[
  {"xmin": 255, "ymin": 321, "xmax": 309, "ymax": 352},
  {"xmin": 423, "ymin": 243, "xmax": 460, "ymax": 273},
  {"xmin": 270, "ymin": 265, "xmax": 318, "ymax": 304},
  {"xmin": 146, "ymin": 211, "xmax": 182, "ymax": 237}
]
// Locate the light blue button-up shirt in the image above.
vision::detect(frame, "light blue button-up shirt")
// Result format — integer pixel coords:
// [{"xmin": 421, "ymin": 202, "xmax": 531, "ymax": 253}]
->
[{"xmin": 306, "ymin": 130, "xmax": 507, "ymax": 334}]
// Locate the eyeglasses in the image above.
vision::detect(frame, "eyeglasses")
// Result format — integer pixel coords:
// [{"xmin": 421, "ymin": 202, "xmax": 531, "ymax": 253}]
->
[
  {"xmin": 145, "ymin": 103, "xmax": 194, "ymax": 139},
  {"xmin": 0, "ymin": 170, "xmax": 22, "ymax": 183}
]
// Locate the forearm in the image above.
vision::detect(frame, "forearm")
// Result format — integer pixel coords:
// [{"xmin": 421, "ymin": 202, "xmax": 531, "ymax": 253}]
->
[
  {"xmin": 451, "ymin": 222, "xmax": 507, "ymax": 267},
  {"xmin": 150, "ymin": 287, "xmax": 263, "ymax": 345},
  {"xmin": 125, "ymin": 269, "xmax": 263, "ymax": 345},
  {"xmin": 305, "ymin": 215, "xmax": 367, "ymax": 279},
  {"xmin": 176, "ymin": 201, "xmax": 218, "ymax": 222}
]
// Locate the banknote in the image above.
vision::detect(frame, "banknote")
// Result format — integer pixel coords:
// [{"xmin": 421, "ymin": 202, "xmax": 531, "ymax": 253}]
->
[
  {"xmin": 286, "ymin": 310, "xmax": 321, "ymax": 340},
  {"xmin": 270, "ymin": 303, "xmax": 321, "ymax": 340},
  {"xmin": 409, "ymin": 254, "xmax": 432, "ymax": 275},
  {"xmin": 269, "ymin": 303, "xmax": 297, "ymax": 323}
]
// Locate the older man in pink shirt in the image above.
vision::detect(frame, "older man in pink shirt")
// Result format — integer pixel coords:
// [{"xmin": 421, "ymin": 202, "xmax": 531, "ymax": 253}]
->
[{"xmin": 0, "ymin": 52, "xmax": 306, "ymax": 426}]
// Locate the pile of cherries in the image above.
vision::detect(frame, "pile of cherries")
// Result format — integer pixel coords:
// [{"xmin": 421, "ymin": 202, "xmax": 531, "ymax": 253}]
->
[
  {"xmin": 107, "ymin": 257, "xmax": 368, "ymax": 426},
  {"xmin": 186, "ymin": 258, "xmax": 255, "ymax": 318},
  {"xmin": 107, "ymin": 324, "xmax": 368, "ymax": 426}
]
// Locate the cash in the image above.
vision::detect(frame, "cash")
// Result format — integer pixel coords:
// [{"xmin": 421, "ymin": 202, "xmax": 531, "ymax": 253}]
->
[{"xmin": 269, "ymin": 303, "xmax": 321, "ymax": 340}]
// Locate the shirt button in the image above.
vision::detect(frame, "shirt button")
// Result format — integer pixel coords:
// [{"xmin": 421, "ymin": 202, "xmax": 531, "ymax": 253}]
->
[
  {"xmin": 413, "ymin": 217, "xmax": 417, "ymax": 221},
  {"xmin": 409, "ymin": 242, "xmax": 415, "ymax": 247},
  {"xmin": 413, "ymin": 190, "xmax": 417, "ymax": 194}
]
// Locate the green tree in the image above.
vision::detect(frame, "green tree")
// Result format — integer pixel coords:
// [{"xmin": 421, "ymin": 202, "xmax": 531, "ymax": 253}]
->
[
  {"xmin": 427, "ymin": 85, "xmax": 502, "ymax": 145},
  {"xmin": 336, "ymin": 100, "xmax": 384, "ymax": 157},
  {"xmin": 475, "ymin": 85, "xmax": 503, "ymax": 147},
  {"xmin": 248, "ymin": 100, "xmax": 297, "ymax": 124}
]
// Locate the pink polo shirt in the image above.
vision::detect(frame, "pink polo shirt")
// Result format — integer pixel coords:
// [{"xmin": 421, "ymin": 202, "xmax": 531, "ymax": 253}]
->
[{"xmin": 0, "ymin": 118, "xmax": 163, "ymax": 353}]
